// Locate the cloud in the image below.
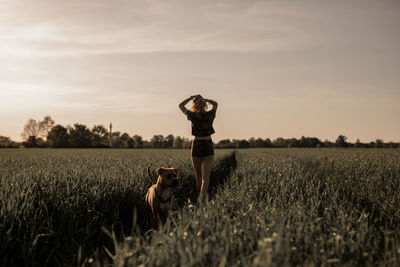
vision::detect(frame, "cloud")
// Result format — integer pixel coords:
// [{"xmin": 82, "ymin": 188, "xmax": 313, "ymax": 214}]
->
[{"xmin": 1, "ymin": 0, "xmax": 324, "ymax": 57}]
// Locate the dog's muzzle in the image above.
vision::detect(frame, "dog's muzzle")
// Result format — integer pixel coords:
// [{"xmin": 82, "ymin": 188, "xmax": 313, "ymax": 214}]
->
[{"xmin": 171, "ymin": 179, "xmax": 178, "ymax": 187}]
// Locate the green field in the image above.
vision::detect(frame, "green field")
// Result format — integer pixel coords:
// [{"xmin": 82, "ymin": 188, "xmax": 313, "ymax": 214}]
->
[{"xmin": 1, "ymin": 149, "xmax": 399, "ymax": 266}]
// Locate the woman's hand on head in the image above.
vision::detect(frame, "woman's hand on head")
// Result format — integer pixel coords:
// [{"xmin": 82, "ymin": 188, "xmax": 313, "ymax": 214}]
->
[{"xmin": 191, "ymin": 94, "xmax": 202, "ymax": 99}]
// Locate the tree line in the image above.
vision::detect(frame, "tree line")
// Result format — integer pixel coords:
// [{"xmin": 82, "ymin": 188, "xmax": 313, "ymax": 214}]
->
[
  {"xmin": 215, "ymin": 135, "xmax": 399, "ymax": 149},
  {"xmin": 0, "ymin": 115, "xmax": 398, "ymax": 149}
]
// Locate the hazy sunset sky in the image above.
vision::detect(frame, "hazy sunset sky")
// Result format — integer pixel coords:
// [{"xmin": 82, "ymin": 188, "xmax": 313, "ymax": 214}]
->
[{"xmin": 1, "ymin": 0, "xmax": 399, "ymax": 142}]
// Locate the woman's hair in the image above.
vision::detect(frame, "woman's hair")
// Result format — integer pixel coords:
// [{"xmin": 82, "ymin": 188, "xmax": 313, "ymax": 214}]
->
[{"xmin": 191, "ymin": 97, "xmax": 207, "ymax": 112}]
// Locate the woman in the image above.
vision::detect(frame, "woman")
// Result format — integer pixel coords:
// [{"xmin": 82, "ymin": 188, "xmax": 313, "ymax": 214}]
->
[{"xmin": 179, "ymin": 94, "xmax": 218, "ymax": 197}]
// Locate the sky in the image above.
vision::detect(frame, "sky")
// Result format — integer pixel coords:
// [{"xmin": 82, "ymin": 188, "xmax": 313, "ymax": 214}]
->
[{"xmin": 1, "ymin": 0, "xmax": 399, "ymax": 142}]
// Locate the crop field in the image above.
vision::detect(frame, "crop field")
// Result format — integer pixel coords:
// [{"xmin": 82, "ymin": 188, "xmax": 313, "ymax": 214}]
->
[{"xmin": 1, "ymin": 148, "xmax": 400, "ymax": 266}]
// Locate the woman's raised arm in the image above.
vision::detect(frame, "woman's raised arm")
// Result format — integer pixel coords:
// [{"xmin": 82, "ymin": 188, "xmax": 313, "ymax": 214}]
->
[
  {"xmin": 205, "ymin": 98, "xmax": 218, "ymax": 110},
  {"xmin": 179, "ymin": 95, "xmax": 198, "ymax": 114}
]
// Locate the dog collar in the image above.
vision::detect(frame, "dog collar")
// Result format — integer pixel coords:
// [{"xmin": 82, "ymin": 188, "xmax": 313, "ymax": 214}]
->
[{"xmin": 155, "ymin": 189, "xmax": 171, "ymax": 203}]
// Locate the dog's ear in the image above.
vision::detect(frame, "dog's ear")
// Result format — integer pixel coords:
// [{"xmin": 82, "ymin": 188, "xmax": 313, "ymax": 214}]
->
[
  {"xmin": 156, "ymin": 167, "xmax": 165, "ymax": 175},
  {"xmin": 173, "ymin": 168, "xmax": 179, "ymax": 177}
]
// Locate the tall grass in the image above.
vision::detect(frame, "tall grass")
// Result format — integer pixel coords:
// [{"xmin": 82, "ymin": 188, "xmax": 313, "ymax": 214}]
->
[
  {"xmin": 0, "ymin": 149, "xmax": 233, "ymax": 266},
  {"xmin": 1, "ymin": 148, "xmax": 399, "ymax": 266},
  {"xmin": 111, "ymin": 149, "xmax": 400, "ymax": 266}
]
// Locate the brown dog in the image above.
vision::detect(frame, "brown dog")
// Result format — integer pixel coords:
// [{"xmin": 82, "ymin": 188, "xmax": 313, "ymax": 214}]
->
[{"xmin": 145, "ymin": 166, "xmax": 179, "ymax": 229}]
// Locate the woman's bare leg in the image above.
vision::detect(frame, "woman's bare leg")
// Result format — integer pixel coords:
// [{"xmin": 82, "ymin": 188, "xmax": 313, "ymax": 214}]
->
[
  {"xmin": 191, "ymin": 156, "xmax": 203, "ymax": 193},
  {"xmin": 200, "ymin": 155, "xmax": 214, "ymax": 197}
]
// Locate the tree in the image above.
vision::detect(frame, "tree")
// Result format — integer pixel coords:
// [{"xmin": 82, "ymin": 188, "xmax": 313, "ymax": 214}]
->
[
  {"xmin": 173, "ymin": 136, "xmax": 184, "ymax": 148},
  {"xmin": 335, "ymin": 135, "xmax": 348, "ymax": 148},
  {"xmin": 272, "ymin": 137, "xmax": 288, "ymax": 148},
  {"xmin": 151, "ymin": 135, "xmax": 164, "ymax": 148},
  {"xmin": 0, "ymin": 136, "xmax": 11, "ymax": 148},
  {"xmin": 368, "ymin": 141, "xmax": 375, "ymax": 148},
  {"xmin": 238, "ymin": 139, "xmax": 250, "ymax": 148},
  {"xmin": 375, "ymin": 139, "xmax": 384, "ymax": 148},
  {"xmin": 0, "ymin": 136, "xmax": 19, "ymax": 148},
  {"xmin": 119, "ymin": 133, "xmax": 130, "ymax": 148},
  {"xmin": 388, "ymin": 142, "xmax": 399, "ymax": 148},
  {"xmin": 69, "ymin": 124, "xmax": 91, "ymax": 148},
  {"xmin": 39, "ymin": 115, "xmax": 55, "ymax": 139},
  {"xmin": 254, "ymin": 138, "xmax": 265, "ymax": 148},
  {"xmin": 302, "ymin": 137, "xmax": 322, "ymax": 147},
  {"xmin": 264, "ymin": 138, "xmax": 272, "ymax": 147},
  {"xmin": 231, "ymin": 139, "xmax": 240, "ymax": 148},
  {"xmin": 110, "ymin": 132, "xmax": 122, "ymax": 148},
  {"xmin": 165, "ymin": 134, "xmax": 174, "ymax": 148},
  {"xmin": 287, "ymin": 138, "xmax": 299, "ymax": 148},
  {"xmin": 91, "ymin": 125, "xmax": 109, "ymax": 148},
  {"xmin": 21, "ymin": 119, "xmax": 41, "ymax": 146},
  {"xmin": 21, "ymin": 115, "xmax": 55, "ymax": 146},
  {"xmin": 248, "ymin": 137, "xmax": 256, "ymax": 148},
  {"xmin": 324, "ymin": 139, "xmax": 334, "ymax": 148},
  {"xmin": 127, "ymin": 137, "xmax": 136, "ymax": 148},
  {"xmin": 143, "ymin": 140, "xmax": 153, "ymax": 148},
  {"xmin": 182, "ymin": 137, "xmax": 192, "ymax": 149},
  {"xmin": 35, "ymin": 137, "xmax": 46, "ymax": 147},
  {"xmin": 354, "ymin": 138, "xmax": 361, "ymax": 148},
  {"xmin": 132, "ymin": 135, "xmax": 144, "ymax": 148},
  {"xmin": 216, "ymin": 139, "xmax": 234, "ymax": 148},
  {"xmin": 247, "ymin": 137, "xmax": 266, "ymax": 148},
  {"xmin": 47, "ymin": 125, "xmax": 69, "ymax": 148}
]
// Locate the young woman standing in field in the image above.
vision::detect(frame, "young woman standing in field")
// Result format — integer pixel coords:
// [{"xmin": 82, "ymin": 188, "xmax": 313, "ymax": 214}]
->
[{"xmin": 179, "ymin": 94, "xmax": 218, "ymax": 197}]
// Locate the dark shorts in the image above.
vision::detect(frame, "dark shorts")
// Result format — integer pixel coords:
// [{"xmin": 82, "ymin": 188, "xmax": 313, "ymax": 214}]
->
[{"xmin": 191, "ymin": 139, "xmax": 214, "ymax": 157}]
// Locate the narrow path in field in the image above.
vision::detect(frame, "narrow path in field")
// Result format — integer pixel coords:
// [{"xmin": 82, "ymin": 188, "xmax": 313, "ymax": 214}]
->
[
  {"xmin": 208, "ymin": 151, "xmax": 237, "ymax": 198},
  {"xmin": 174, "ymin": 150, "xmax": 237, "ymax": 206}
]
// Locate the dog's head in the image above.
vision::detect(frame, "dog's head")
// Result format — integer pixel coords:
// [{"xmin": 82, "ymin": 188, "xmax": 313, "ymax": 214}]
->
[{"xmin": 156, "ymin": 167, "xmax": 179, "ymax": 187}]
